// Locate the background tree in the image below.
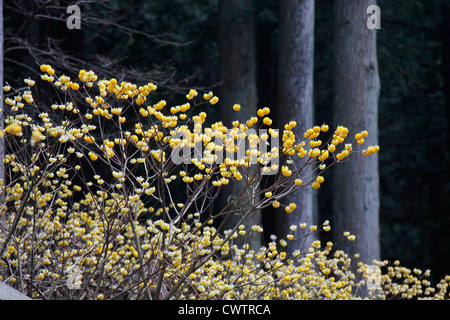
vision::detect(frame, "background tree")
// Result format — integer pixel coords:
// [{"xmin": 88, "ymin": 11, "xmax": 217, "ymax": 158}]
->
[
  {"xmin": 372, "ymin": 0, "xmax": 449, "ymax": 283},
  {"xmin": 331, "ymin": 0, "xmax": 380, "ymax": 265},
  {"xmin": 0, "ymin": 0, "xmax": 4, "ymax": 183},
  {"xmin": 276, "ymin": 0, "xmax": 316, "ymax": 250},
  {"xmin": 218, "ymin": 0, "xmax": 261, "ymax": 249},
  {"xmin": 437, "ymin": 0, "xmax": 450, "ymax": 282}
]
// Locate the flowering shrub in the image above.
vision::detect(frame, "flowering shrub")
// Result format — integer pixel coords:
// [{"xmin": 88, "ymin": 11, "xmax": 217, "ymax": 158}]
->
[{"xmin": 0, "ymin": 65, "xmax": 448, "ymax": 300}]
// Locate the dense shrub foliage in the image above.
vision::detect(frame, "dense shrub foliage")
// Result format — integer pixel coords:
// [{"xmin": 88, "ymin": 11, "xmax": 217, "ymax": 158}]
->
[{"xmin": 0, "ymin": 66, "xmax": 448, "ymax": 300}]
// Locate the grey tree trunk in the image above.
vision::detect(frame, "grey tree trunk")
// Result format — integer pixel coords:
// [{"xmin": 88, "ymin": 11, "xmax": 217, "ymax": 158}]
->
[
  {"xmin": 0, "ymin": 0, "xmax": 4, "ymax": 183},
  {"xmin": 218, "ymin": 0, "xmax": 261, "ymax": 249},
  {"xmin": 332, "ymin": 0, "xmax": 380, "ymax": 266},
  {"xmin": 277, "ymin": 0, "xmax": 316, "ymax": 251}
]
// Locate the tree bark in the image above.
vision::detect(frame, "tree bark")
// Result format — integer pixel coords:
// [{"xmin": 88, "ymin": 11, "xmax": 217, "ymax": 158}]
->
[
  {"xmin": 433, "ymin": 0, "xmax": 450, "ymax": 283},
  {"xmin": 332, "ymin": 0, "xmax": 380, "ymax": 265},
  {"xmin": 218, "ymin": 0, "xmax": 261, "ymax": 249},
  {"xmin": 277, "ymin": 0, "xmax": 316, "ymax": 250},
  {"xmin": 0, "ymin": 0, "xmax": 4, "ymax": 183},
  {"xmin": 219, "ymin": 0, "xmax": 257, "ymax": 123}
]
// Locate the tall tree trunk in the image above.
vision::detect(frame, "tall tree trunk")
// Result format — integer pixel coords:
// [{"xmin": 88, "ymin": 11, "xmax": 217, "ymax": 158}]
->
[
  {"xmin": 277, "ymin": 0, "xmax": 315, "ymax": 250},
  {"xmin": 332, "ymin": 0, "xmax": 380, "ymax": 266},
  {"xmin": 434, "ymin": 0, "xmax": 450, "ymax": 283},
  {"xmin": 256, "ymin": 7, "xmax": 279, "ymax": 239},
  {"xmin": 218, "ymin": 0, "xmax": 261, "ymax": 249},
  {"xmin": 0, "ymin": 0, "xmax": 4, "ymax": 183}
]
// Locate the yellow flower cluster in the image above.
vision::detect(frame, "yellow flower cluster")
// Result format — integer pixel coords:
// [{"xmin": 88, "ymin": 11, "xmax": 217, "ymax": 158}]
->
[
  {"xmin": 360, "ymin": 260, "xmax": 450, "ymax": 299},
  {"xmin": 40, "ymin": 64, "xmax": 55, "ymax": 75},
  {"xmin": 355, "ymin": 130, "xmax": 368, "ymax": 144},
  {"xmin": 78, "ymin": 69, "xmax": 98, "ymax": 83},
  {"xmin": 1, "ymin": 181, "xmax": 374, "ymax": 300},
  {"xmin": 24, "ymin": 78, "xmax": 35, "ymax": 87},
  {"xmin": 312, "ymin": 175, "xmax": 325, "ymax": 190},
  {"xmin": 186, "ymin": 89, "xmax": 198, "ymax": 100},
  {"xmin": 363, "ymin": 145, "xmax": 380, "ymax": 156},
  {"xmin": 4, "ymin": 123, "xmax": 22, "ymax": 136},
  {"xmin": 285, "ymin": 203, "xmax": 296, "ymax": 213},
  {"xmin": 1, "ymin": 65, "xmax": 438, "ymax": 301}
]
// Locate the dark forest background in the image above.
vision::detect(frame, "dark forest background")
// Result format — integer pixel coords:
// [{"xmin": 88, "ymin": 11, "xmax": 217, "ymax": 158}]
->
[{"xmin": 2, "ymin": 0, "xmax": 450, "ymax": 285}]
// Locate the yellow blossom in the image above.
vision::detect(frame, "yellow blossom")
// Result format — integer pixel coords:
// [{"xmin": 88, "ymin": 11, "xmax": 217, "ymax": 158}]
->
[
  {"xmin": 285, "ymin": 203, "xmax": 296, "ymax": 213},
  {"xmin": 209, "ymin": 96, "xmax": 219, "ymax": 105},
  {"xmin": 24, "ymin": 78, "xmax": 35, "ymax": 86},
  {"xmin": 88, "ymin": 152, "xmax": 98, "ymax": 161},
  {"xmin": 5, "ymin": 123, "xmax": 22, "ymax": 136},
  {"xmin": 203, "ymin": 91, "xmax": 213, "ymax": 100},
  {"xmin": 84, "ymin": 136, "xmax": 95, "ymax": 144},
  {"xmin": 263, "ymin": 117, "xmax": 272, "ymax": 126}
]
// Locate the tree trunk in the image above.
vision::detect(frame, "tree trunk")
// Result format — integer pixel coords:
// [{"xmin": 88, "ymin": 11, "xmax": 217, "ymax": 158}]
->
[
  {"xmin": 218, "ymin": 0, "xmax": 261, "ymax": 249},
  {"xmin": 219, "ymin": 0, "xmax": 257, "ymax": 122},
  {"xmin": 0, "ymin": 0, "xmax": 4, "ymax": 184},
  {"xmin": 433, "ymin": 0, "xmax": 450, "ymax": 283},
  {"xmin": 332, "ymin": 0, "xmax": 380, "ymax": 265},
  {"xmin": 277, "ymin": 0, "xmax": 316, "ymax": 250}
]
